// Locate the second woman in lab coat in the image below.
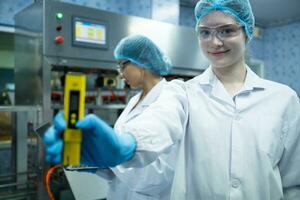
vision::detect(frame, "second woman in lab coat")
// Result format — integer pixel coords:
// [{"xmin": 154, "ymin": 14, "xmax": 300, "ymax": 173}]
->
[{"xmin": 99, "ymin": 35, "xmax": 177, "ymax": 200}]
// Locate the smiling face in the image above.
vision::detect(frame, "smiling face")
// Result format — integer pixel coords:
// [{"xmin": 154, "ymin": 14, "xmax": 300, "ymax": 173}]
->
[{"xmin": 198, "ymin": 11, "xmax": 247, "ymax": 69}]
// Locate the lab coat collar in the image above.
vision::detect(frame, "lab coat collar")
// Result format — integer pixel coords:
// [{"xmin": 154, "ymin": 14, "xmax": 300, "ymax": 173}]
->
[
  {"xmin": 124, "ymin": 78, "xmax": 167, "ymax": 123},
  {"xmin": 197, "ymin": 65, "xmax": 265, "ymax": 91},
  {"xmin": 195, "ymin": 66, "xmax": 214, "ymax": 86},
  {"xmin": 196, "ymin": 65, "xmax": 266, "ymax": 107},
  {"xmin": 242, "ymin": 65, "xmax": 266, "ymax": 91},
  {"xmin": 138, "ymin": 78, "xmax": 167, "ymax": 107}
]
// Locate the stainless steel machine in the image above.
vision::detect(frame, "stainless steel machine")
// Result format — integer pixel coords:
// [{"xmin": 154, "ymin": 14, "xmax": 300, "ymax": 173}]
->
[
  {"xmin": 14, "ymin": 0, "xmax": 208, "ymax": 121},
  {"xmin": 13, "ymin": 1, "xmax": 209, "ymax": 199}
]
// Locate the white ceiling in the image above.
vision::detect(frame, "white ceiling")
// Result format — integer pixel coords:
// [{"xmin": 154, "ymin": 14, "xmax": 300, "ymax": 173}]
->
[{"xmin": 180, "ymin": 0, "xmax": 300, "ymax": 27}]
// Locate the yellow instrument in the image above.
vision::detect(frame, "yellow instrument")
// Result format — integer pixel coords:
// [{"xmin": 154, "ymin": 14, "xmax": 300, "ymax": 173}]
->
[{"xmin": 63, "ymin": 73, "xmax": 86, "ymax": 166}]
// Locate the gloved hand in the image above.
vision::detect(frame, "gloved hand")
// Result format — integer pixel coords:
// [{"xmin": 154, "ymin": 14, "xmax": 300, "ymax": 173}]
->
[
  {"xmin": 43, "ymin": 113, "xmax": 137, "ymax": 168},
  {"xmin": 43, "ymin": 112, "xmax": 65, "ymax": 164},
  {"xmin": 77, "ymin": 114, "xmax": 137, "ymax": 167}
]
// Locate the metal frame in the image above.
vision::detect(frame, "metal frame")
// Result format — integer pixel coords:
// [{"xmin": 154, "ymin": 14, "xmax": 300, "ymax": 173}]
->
[{"xmin": 0, "ymin": 106, "xmax": 42, "ymax": 200}]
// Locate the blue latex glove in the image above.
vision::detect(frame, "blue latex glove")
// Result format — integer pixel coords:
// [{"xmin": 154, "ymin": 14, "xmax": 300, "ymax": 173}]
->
[
  {"xmin": 43, "ymin": 113, "xmax": 137, "ymax": 168},
  {"xmin": 77, "ymin": 114, "xmax": 137, "ymax": 167},
  {"xmin": 43, "ymin": 112, "xmax": 65, "ymax": 164}
]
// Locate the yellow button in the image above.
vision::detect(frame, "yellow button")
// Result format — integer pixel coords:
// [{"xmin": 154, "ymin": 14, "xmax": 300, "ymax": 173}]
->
[
  {"xmin": 71, "ymin": 119, "xmax": 76, "ymax": 124},
  {"xmin": 71, "ymin": 113, "xmax": 77, "ymax": 118}
]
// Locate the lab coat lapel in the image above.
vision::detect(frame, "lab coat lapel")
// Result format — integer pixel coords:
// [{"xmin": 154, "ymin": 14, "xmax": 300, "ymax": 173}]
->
[
  {"xmin": 233, "ymin": 66, "xmax": 266, "ymax": 111},
  {"xmin": 124, "ymin": 79, "xmax": 167, "ymax": 123},
  {"xmin": 125, "ymin": 100, "xmax": 144, "ymax": 123},
  {"xmin": 197, "ymin": 67, "xmax": 235, "ymax": 107},
  {"xmin": 241, "ymin": 66, "xmax": 265, "ymax": 92},
  {"xmin": 211, "ymin": 80, "xmax": 235, "ymax": 106},
  {"xmin": 116, "ymin": 92, "xmax": 141, "ymax": 127},
  {"xmin": 197, "ymin": 66, "xmax": 265, "ymax": 107},
  {"xmin": 122, "ymin": 93, "xmax": 143, "ymax": 123}
]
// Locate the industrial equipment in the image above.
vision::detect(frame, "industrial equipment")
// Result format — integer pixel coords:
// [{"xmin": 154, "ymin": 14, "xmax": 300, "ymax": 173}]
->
[
  {"xmin": 14, "ymin": 1, "xmax": 208, "ymax": 199},
  {"xmin": 0, "ymin": 106, "xmax": 42, "ymax": 199}
]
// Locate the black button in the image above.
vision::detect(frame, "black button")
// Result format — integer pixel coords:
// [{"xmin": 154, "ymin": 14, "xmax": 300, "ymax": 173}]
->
[{"xmin": 56, "ymin": 25, "xmax": 62, "ymax": 31}]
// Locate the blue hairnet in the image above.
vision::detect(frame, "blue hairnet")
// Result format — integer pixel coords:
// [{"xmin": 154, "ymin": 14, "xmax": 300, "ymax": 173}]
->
[
  {"xmin": 194, "ymin": 0, "xmax": 255, "ymax": 40},
  {"xmin": 114, "ymin": 35, "xmax": 172, "ymax": 76}
]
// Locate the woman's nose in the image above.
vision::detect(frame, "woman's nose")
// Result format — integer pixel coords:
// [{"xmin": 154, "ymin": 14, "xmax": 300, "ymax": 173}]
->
[{"xmin": 210, "ymin": 33, "xmax": 224, "ymax": 47}]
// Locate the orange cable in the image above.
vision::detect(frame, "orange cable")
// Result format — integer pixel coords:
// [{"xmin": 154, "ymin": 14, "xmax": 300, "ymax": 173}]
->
[{"xmin": 45, "ymin": 164, "xmax": 61, "ymax": 200}]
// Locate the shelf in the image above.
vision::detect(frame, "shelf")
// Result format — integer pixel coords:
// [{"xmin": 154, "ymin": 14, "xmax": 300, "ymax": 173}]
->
[
  {"xmin": 0, "ymin": 106, "xmax": 41, "ymax": 112},
  {"xmin": 51, "ymin": 104, "xmax": 126, "ymax": 110}
]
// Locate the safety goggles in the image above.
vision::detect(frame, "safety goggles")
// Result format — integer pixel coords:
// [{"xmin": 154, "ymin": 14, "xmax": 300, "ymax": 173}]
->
[
  {"xmin": 117, "ymin": 60, "xmax": 131, "ymax": 74},
  {"xmin": 197, "ymin": 24, "xmax": 243, "ymax": 41}
]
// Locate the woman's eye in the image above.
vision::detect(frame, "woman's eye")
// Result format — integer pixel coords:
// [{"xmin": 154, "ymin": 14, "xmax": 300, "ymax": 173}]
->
[
  {"xmin": 219, "ymin": 28, "xmax": 234, "ymax": 36},
  {"xmin": 199, "ymin": 30, "xmax": 210, "ymax": 37}
]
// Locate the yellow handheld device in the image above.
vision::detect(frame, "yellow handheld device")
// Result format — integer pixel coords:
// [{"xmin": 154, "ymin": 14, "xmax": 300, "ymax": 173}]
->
[{"xmin": 63, "ymin": 73, "xmax": 86, "ymax": 166}]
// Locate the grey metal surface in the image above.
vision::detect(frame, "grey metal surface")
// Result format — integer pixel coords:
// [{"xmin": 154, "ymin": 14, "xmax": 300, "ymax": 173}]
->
[
  {"xmin": 43, "ymin": 1, "xmax": 208, "ymax": 71},
  {"xmin": 14, "ymin": 1, "xmax": 43, "ymax": 107},
  {"xmin": 250, "ymin": 0, "xmax": 300, "ymax": 26},
  {"xmin": 0, "ymin": 106, "xmax": 41, "ymax": 112},
  {"xmin": 63, "ymin": 169, "xmax": 108, "ymax": 200},
  {"xmin": 15, "ymin": 112, "xmax": 28, "ymax": 189},
  {"xmin": 52, "ymin": 104, "xmax": 126, "ymax": 110}
]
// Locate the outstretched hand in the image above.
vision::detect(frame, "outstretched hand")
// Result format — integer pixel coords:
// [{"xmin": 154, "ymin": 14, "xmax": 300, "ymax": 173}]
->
[
  {"xmin": 77, "ymin": 114, "xmax": 137, "ymax": 167},
  {"xmin": 43, "ymin": 113, "xmax": 137, "ymax": 168}
]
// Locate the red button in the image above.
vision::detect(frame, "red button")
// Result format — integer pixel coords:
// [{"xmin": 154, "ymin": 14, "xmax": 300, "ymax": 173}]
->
[{"xmin": 55, "ymin": 35, "xmax": 64, "ymax": 44}]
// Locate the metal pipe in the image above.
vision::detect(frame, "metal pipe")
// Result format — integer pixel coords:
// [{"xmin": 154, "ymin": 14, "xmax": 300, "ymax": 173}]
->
[
  {"xmin": 0, "ymin": 180, "xmax": 36, "ymax": 188},
  {"xmin": 0, "ymin": 191, "xmax": 37, "ymax": 200},
  {"xmin": 0, "ymin": 171, "xmax": 37, "ymax": 178},
  {"xmin": 0, "ymin": 106, "xmax": 41, "ymax": 112}
]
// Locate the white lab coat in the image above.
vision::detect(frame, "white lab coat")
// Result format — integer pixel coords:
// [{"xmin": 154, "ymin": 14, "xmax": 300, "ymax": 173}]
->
[
  {"xmin": 98, "ymin": 78, "xmax": 178, "ymax": 200},
  {"xmin": 121, "ymin": 66, "xmax": 300, "ymax": 200}
]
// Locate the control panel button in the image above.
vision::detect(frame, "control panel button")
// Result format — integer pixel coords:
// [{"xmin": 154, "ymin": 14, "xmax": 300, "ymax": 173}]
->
[
  {"xmin": 55, "ymin": 35, "xmax": 64, "ymax": 44},
  {"xmin": 56, "ymin": 25, "xmax": 62, "ymax": 31},
  {"xmin": 56, "ymin": 12, "xmax": 64, "ymax": 20}
]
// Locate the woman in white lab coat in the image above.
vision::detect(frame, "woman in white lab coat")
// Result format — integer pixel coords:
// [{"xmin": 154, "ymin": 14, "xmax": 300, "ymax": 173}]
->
[
  {"xmin": 44, "ymin": 0, "xmax": 300, "ymax": 199},
  {"xmin": 89, "ymin": 0, "xmax": 300, "ymax": 199},
  {"xmin": 116, "ymin": 0, "xmax": 300, "ymax": 199},
  {"xmin": 99, "ymin": 35, "xmax": 177, "ymax": 200}
]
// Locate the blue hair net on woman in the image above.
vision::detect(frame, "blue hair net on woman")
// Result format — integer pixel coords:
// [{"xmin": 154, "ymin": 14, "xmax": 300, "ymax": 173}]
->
[
  {"xmin": 114, "ymin": 35, "xmax": 172, "ymax": 76},
  {"xmin": 194, "ymin": 0, "xmax": 255, "ymax": 41}
]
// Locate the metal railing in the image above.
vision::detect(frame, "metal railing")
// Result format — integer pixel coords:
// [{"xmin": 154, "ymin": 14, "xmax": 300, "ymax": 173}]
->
[{"xmin": 0, "ymin": 106, "xmax": 43, "ymax": 200}]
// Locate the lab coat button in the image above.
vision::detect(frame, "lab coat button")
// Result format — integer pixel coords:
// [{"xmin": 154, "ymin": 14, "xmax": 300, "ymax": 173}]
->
[
  {"xmin": 234, "ymin": 115, "xmax": 241, "ymax": 121},
  {"xmin": 280, "ymin": 132, "xmax": 287, "ymax": 139},
  {"xmin": 282, "ymin": 125, "xmax": 289, "ymax": 133},
  {"xmin": 231, "ymin": 179, "xmax": 240, "ymax": 188}
]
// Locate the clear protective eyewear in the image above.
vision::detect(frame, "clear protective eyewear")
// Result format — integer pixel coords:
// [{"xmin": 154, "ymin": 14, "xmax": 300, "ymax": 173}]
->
[
  {"xmin": 117, "ymin": 60, "xmax": 131, "ymax": 74},
  {"xmin": 197, "ymin": 24, "xmax": 243, "ymax": 41}
]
